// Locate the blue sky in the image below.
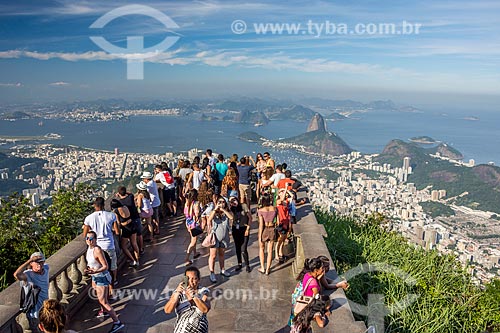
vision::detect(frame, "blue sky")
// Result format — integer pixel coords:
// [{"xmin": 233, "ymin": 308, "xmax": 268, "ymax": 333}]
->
[{"xmin": 0, "ymin": 0, "xmax": 499, "ymax": 107}]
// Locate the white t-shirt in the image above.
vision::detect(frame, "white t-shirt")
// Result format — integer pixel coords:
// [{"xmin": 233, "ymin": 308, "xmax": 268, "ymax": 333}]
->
[
  {"xmin": 269, "ymin": 173, "xmax": 286, "ymax": 186},
  {"xmin": 146, "ymin": 180, "xmax": 161, "ymax": 208},
  {"xmin": 84, "ymin": 211, "xmax": 116, "ymax": 250},
  {"xmin": 192, "ymin": 170, "xmax": 205, "ymax": 190}
]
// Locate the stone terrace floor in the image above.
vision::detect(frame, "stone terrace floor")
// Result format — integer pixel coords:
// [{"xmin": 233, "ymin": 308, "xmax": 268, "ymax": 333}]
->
[{"xmin": 69, "ymin": 212, "xmax": 297, "ymax": 333}]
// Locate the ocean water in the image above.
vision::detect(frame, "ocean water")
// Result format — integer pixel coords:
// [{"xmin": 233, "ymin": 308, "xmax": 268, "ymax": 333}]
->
[{"xmin": 0, "ymin": 110, "xmax": 498, "ymax": 165}]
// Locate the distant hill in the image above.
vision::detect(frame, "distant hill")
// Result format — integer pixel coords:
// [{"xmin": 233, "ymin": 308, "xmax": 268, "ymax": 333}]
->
[
  {"xmin": 375, "ymin": 140, "xmax": 500, "ymax": 213},
  {"xmin": 237, "ymin": 131, "xmax": 267, "ymax": 142},
  {"xmin": 279, "ymin": 113, "xmax": 352, "ymax": 156},
  {"xmin": 233, "ymin": 110, "xmax": 269, "ymax": 124},
  {"xmin": 409, "ymin": 136, "xmax": 438, "ymax": 144},
  {"xmin": 324, "ymin": 112, "xmax": 347, "ymax": 121},
  {"xmin": 1, "ymin": 111, "xmax": 31, "ymax": 120},
  {"xmin": 266, "ymin": 104, "xmax": 316, "ymax": 121},
  {"xmin": 429, "ymin": 143, "xmax": 464, "ymax": 160},
  {"xmin": 280, "ymin": 131, "xmax": 352, "ymax": 155},
  {"xmin": 366, "ymin": 100, "xmax": 397, "ymax": 110}
]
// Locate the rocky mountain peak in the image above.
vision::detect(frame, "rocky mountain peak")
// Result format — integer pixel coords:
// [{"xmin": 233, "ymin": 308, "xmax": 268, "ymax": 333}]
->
[{"xmin": 306, "ymin": 113, "xmax": 327, "ymax": 132}]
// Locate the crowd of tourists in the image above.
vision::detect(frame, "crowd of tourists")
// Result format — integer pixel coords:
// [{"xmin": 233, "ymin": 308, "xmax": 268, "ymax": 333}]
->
[{"xmin": 14, "ymin": 148, "xmax": 348, "ymax": 333}]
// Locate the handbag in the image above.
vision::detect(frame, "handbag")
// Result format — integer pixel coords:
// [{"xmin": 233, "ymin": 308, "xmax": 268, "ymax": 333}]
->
[
  {"xmin": 190, "ymin": 225, "xmax": 203, "ymax": 237},
  {"xmin": 202, "ymin": 222, "xmax": 217, "ymax": 247},
  {"xmin": 202, "ymin": 231, "xmax": 216, "ymax": 247},
  {"xmin": 293, "ymin": 277, "xmax": 315, "ymax": 315}
]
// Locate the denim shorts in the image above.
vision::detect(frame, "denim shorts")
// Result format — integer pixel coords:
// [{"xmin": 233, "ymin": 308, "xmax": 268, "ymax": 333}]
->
[{"xmin": 92, "ymin": 272, "xmax": 112, "ymax": 287}]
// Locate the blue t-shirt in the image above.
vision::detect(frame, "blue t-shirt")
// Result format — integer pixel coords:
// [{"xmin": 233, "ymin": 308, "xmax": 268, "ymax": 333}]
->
[
  {"xmin": 237, "ymin": 165, "xmax": 254, "ymax": 185},
  {"xmin": 23, "ymin": 264, "xmax": 50, "ymax": 318},
  {"xmin": 215, "ymin": 162, "xmax": 228, "ymax": 181}
]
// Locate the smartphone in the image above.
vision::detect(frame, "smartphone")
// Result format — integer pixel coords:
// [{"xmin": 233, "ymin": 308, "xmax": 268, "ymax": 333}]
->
[{"xmin": 182, "ymin": 276, "xmax": 189, "ymax": 287}]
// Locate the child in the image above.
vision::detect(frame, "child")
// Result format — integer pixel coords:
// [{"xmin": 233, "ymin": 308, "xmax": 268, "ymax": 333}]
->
[{"xmin": 291, "ymin": 295, "xmax": 331, "ymax": 333}]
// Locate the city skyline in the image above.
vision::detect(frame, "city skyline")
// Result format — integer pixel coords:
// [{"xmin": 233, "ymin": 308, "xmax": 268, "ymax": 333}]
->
[{"xmin": 0, "ymin": 1, "xmax": 499, "ymax": 108}]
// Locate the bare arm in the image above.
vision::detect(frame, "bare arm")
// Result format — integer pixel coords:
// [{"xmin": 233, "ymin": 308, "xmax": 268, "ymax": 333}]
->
[
  {"xmin": 13, "ymin": 258, "xmax": 34, "ymax": 281},
  {"xmin": 82, "ymin": 224, "xmax": 91, "ymax": 237},
  {"xmin": 164, "ymin": 282, "xmax": 184, "ymax": 314},
  {"xmin": 186, "ymin": 287, "xmax": 211, "ymax": 313}
]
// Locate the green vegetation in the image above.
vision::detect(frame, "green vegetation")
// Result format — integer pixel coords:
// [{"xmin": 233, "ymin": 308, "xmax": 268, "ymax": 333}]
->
[
  {"xmin": 0, "ymin": 184, "xmax": 94, "ymax": 291},
  {"xmin": 354, "ymin": 169, "xmax": 383, "ymax": 180},
  {"xmin": 317, "ymin": 211, "xmax": 500, "ymax": 333},
  {"xmin": 420, "ymin": 201, "xmax": 455, "ymax": 218},
  {"xmin": 409, "ymin": 136, "xmax": 437, "ymax": 144},
  {"xmin": 318, "ymin": 169, "xmax": 340, "ymax": 181}
]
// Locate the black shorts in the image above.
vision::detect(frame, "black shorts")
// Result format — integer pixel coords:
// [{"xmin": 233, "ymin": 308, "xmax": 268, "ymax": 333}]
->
[
  {"xmin": 164, "ymin": 188, "xmax": 175, "ymax": 203},
  {"xmin": 121, "ymin": 223, "xmax": 138, "ymax": 238}
]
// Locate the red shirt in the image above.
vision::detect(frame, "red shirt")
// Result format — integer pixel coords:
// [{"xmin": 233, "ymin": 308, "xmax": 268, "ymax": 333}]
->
[
  {"xmin": 277, "ymin": 201, "xmax": 290, "ymax": 229},
  {"xmin": 277, "ymin": 178, "xmax": 295, "ymax": 190}
]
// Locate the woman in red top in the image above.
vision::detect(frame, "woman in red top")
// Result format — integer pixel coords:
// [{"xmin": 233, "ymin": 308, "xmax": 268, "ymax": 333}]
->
[{"xmin": 275, "ymin": 189, "xmax": 292, "ymax": 264}]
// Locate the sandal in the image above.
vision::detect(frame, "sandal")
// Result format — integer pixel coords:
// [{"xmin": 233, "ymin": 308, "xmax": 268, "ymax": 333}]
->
[{"xmin": 258, "ymin": 268, "xmax": 266, "ymax": 274}]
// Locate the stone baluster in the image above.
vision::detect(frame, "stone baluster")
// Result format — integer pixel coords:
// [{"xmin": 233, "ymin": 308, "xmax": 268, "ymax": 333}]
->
[
  {"xmin": 77, "ymin": 255, "xmax": 89, "ymax": 284},
  {"xmin": 58, "ymin": 268, "xmax": 73, "ymax": 304},
  {"xmin": 69, "ymin": 261, "xmax": 82, "ymax": 292},
  {"xmin": 48, "ymin": 279, "xmax": 62, "ymax": 301},
  {"xmin": 17, "ymin": 312, "xmax": 31, "ymax": 333}
]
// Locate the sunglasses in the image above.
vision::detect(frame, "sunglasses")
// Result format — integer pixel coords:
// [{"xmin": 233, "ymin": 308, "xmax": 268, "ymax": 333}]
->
[{"xmin": 86, "ymin": 237, "xmax": 94, "ymax": 241}]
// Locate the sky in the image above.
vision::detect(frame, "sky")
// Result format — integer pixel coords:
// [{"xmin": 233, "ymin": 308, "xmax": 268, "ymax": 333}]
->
[{"xmin": 0, "ymin": 0, "xmax": 499, "ymax": 108}]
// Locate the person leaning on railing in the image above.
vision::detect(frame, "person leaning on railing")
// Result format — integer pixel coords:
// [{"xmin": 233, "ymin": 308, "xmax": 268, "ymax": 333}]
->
[{"xmin": 14, "ymin": 251, "xmax": 50, "ymax": 333}]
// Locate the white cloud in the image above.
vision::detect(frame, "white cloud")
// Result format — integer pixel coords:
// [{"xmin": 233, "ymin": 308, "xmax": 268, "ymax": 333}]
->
[
  {"xmin": 0, "ymin": 82, "xmax": 22, "ymax": 87},
  {"xmin": 49, "ymin": 81, "xmax": 70, "ymax": 86},
  {"xmin": 0, "ymin": 49, "xmax": 410, "ymax": 76}
]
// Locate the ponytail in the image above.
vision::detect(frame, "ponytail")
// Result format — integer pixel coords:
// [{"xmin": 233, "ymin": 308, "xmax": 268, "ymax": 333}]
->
[{"xmin": 296, "ymin": 257, "xmax": 324, "ymax": 281}]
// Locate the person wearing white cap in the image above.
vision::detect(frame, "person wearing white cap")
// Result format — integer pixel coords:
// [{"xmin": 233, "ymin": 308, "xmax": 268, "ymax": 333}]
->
[
  {"xmin": 141, "ymin": 171, "xmax": 161, "ymax": 235},
  {"xmin": 14, "ymin": 251, "xmax": 50, "ymax": 333}
]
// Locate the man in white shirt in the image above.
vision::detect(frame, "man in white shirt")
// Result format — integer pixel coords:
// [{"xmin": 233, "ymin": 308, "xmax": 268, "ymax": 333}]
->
[
  {"xmin": 142, "ymin": 171, "xmax": 161, "ymax": 233},
  {"xmin": 83, "ymin": 197, "xmax": 120, "ymax": 288},
  {"xmin": 262, "ymin": 164, "xmax": 286, "ymax": 188}
]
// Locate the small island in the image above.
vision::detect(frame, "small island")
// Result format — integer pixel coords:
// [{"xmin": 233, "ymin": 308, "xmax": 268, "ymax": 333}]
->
[
  {"xmin": 409, "ymin": 136, "xmax": 439, "ymax": 144},
  {"xmin": 237, "ymin": 131, "xmax": 267, "ymax": 143}
]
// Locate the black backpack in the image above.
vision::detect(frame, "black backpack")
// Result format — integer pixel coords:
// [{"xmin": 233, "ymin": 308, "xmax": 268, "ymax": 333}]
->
[{"xmin": 20, "ymin": 283, "xmax": 41, "ymax": 313}]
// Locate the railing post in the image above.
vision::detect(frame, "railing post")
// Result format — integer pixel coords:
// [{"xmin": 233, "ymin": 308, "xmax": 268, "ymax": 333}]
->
[
  {"xmin": 58, "ymin": 269, "xmax": 73, "ymax": 304},
  {"xmin": 69, "ymin": 262, "xmax": 82, "ymax": 293},
  {"xmin": 49, "ymin": 279, "xmax": 62, "ymax": 302}
]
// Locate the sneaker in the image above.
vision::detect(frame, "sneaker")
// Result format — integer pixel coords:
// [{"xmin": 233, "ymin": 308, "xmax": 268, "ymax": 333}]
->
[
  {"xmin": 209, "ymin": 272, "xmax": 217, "ymax": 283},
  {"xmin": 108, "ymin": 322, "xmax": 125, "ymax": 333},
  {"xmin": 96, "ymin": 310, "xmax": 109, "ymax": 318},
  {"xmin": 220, "ymin": 269, "xmax": 231, "ymax": 277}
]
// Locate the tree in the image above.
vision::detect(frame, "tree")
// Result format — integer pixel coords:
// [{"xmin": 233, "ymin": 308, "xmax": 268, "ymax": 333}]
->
[{"xmin": 0, "ymin": 193, "xmax": 42, "ymax": 289}]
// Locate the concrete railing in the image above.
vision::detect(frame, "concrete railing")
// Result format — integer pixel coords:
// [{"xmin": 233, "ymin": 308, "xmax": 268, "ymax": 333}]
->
[
  {"xmin": 293, "ymin": 190, "xmax": 367, "ymax": 333},
  {"xmin": 0, "ymin": 235, "xmax": 90, "ymax": 333}
]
